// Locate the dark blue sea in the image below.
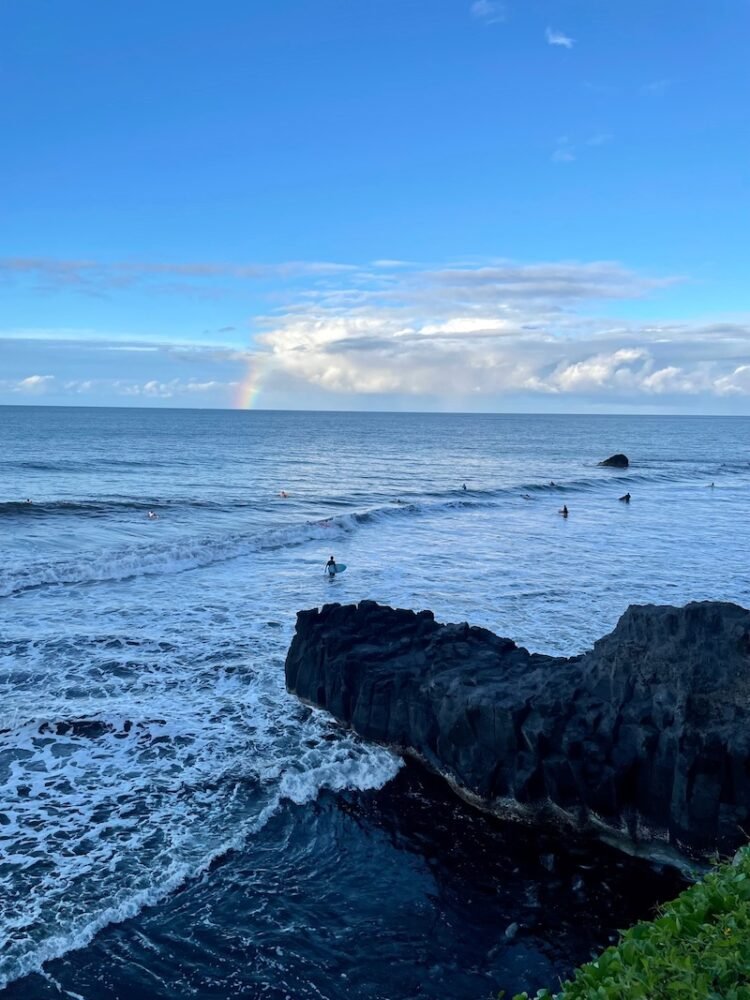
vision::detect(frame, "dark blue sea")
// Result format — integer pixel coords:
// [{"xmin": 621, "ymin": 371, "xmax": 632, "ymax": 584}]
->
[{"xmin": 2, "ymin": 407, "xmax": 748, "ymax": 999}]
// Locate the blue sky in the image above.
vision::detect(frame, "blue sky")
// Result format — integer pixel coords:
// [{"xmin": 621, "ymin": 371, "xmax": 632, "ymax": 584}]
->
[{"xmin": 2, "ymin": 0, "xmax": 749, "ymax": 411}]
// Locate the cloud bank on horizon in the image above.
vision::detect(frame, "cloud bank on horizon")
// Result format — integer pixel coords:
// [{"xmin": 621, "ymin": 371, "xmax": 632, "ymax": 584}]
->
[
  {"xmin": 2, "ymin": 0, "xmax": 748, "ymax": 413},
  {"xmin": 2, "ymin": 255, "xmax": 750, "ymax": 412}
]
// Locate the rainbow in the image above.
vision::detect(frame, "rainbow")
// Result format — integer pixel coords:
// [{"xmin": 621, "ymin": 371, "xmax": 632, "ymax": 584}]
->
[{"xmin": 234, "ymin": 355, "xmax": 267, "ymax": 409}]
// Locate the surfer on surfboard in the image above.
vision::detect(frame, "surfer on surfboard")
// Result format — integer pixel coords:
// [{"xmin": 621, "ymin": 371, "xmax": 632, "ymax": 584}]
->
[{"xmin": 325, "ymin": 555, "xmax": 338, "ymax": 576}]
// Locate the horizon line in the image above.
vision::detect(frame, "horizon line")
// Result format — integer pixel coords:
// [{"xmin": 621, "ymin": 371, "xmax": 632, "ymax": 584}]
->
[{"xmin": 0, "ymin": 403, "xmax": 748, "ymax": 419}]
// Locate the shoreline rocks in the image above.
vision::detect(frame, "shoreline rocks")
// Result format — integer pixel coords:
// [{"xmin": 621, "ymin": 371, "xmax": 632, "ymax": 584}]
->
[{"xmin": 285, "ymin": 600, "xmax": 750, "ymax": 859}]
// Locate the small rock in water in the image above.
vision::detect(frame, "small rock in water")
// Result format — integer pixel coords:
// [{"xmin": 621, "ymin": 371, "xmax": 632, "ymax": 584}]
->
[{"xmin": 598, "ymin": 452, "xmax": 629, "ymax": 468}]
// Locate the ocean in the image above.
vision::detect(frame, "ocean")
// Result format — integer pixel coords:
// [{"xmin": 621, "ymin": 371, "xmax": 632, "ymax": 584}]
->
[{"xmin": 1, "ymin": 406, "xmax": 748, "ymax": 999}]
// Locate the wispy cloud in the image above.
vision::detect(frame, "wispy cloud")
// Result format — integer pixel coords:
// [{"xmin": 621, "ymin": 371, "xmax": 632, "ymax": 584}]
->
[
  {"xmin": 546, "ymin": 27, "xmax": 574, "ymax": 48},
  {"xmin": 0, "ymin": 257, "xmax": 358, "ymax": 297},
  {"xmin": 552, "ymin": 136, "xmax": 575, "ymax": 162},
  {"xmin": 470, "ymin": 0, "xmax": 506, "ymax": 24},
  {"xmin": 583, "ymin": 81, "xmax": 620, "ymax": 96},
  {"xmin": 640, "ymin": 79, "xmax": 672, "ymax": 97},
  {"xmin": 551, "ymin": 133, "xmax": 611, "ymax": 162}
]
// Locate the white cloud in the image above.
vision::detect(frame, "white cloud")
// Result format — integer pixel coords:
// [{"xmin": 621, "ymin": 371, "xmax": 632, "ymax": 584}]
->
[
  {"xmin": 256, "ymin": 310, "xmax": 750, "ymax": 403},
  {"xmin": 120, "ymin": 378, "xmax": 238, "ymax": 399},
  {"xmin": 549, "ymin": 348, "xmax": 649, "ymax": 392},
  {"xmin": 714, "ymin": 365, "xmax": 750, "ymax": 396},
  {"xmin": 546, "ymin": 27, "xmax": 574, "ymax": 48},
  {"xmin": 470, "ymin": 0, "xmax": 506, "ymax": 24},
  {"xmin": 238, "ymin": 260, "xmax": 750, "ymax": 405},
  {"xmin": 55, "ymin": 377, "xmax": 238, "ymax": 400},
  {"xmin": 64, "ymin": 379, "xmax": 95, "ymax": 392},
  {"xmin": 15, "ymin": 374, "xmax": 55, "ymax": 393},
  {"xmin": 552, "ymin": 134, "xmax": 612, "ymax": 163},
  {"xmin": 183, "ymin": 380, "xmax": 234, "ymax": 393}
]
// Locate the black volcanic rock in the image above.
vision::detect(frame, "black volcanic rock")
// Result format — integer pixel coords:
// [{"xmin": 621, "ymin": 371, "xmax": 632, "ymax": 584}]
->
[
  {"xmin": 599, "ymin": 453, "xmax": 629, "ymax": 468},
  {"xmin": 285, "ymin": 600, "xmax": 750, "ymax": 858}
]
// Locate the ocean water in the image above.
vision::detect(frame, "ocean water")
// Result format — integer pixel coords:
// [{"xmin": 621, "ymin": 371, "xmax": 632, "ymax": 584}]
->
[{"xmin": 1, "ymin": 406, "xmax": 748, "ymax": 999}]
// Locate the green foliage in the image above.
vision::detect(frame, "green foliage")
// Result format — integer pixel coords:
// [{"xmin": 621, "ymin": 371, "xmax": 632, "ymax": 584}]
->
[{"xmin": 511, "ymin": 848, "xmax": 750, "ymax": 1000}]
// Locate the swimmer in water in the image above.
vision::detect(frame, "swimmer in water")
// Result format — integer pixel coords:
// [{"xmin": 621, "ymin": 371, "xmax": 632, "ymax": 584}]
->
[
  {"xmin": 559, "ymin": 505, "xmax": 569, "ymax": 518},
  {"xmin": 279, "ymin": 490, "xmax": 289, "ymax": 498},
  {"xmin": 462, "ymin": 483, "xmax": 467, "ymax": 491},
  {"xmin": 25, "ymin": 498, "xmax": 32, "ymax": 504},
  {"xmin": 619, "ymin": 493, "xmax": 631, "ymax": 503},
  {"xmin": 147, "ymin": 511, "xmax": 158, "ymax": 519}
]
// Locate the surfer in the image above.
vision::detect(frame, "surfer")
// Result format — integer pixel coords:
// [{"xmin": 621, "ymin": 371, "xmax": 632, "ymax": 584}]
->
[
  {"xmin": 559, "ymin": 505, "xmax": 569, "ymax": 518},
  {"xmin": 279, "ymin": 490, "xmax": 289, "ymax": 498},
  {"xmin": 325, "ymin": 555, "xmax": 337, "ymax": 577},
  {"xmin": 462, "ymin": 483, "xmax": 467, "ymax": 491},
  {"xmin": 25, "ymin": 498, "xmax": 32, "ymax": 504},
  {"xmin": 147, "ymin": 511, "xmax": 158, "ymax": 519},
  {"xmin": 619, "ymin": 493, "xmax": 631, "ymax": 503}
]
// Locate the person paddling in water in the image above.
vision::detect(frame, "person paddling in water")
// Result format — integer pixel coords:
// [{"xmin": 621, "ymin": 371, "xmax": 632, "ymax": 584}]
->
[
  {"xmin": 559, "ymin": 505, "xmax": 569, "ymax": 518},
  {"xmin": 325, "ymin": 555, "xmax": 338, "ymax": 577}
]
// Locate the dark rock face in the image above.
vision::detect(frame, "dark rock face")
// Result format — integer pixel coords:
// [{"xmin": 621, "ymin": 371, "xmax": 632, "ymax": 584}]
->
[
  {"xmin": 285, "ymin": 600, "xmax": 750, "ymax": 858},
  {"xmin": 599, "ymin": 453, "xmax": 629, "ymax": 467}
]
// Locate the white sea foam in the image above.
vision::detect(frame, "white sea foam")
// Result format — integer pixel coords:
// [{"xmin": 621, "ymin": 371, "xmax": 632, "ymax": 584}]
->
[
  {"xmin": 0, "ymin": 504, "xmax": 432, "ymax": 599},
  {"xmin": 0, "ymin": 613, "xmax": 400, "ymax": 990}
]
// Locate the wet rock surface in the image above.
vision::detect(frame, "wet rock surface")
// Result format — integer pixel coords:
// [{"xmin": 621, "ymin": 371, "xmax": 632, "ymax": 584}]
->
[
  {"xmin": 598, "ymin": 453, "xmax": 629, "ymax": 467},
  {"xmin": 285, "ymin": 599, "xmax": 750, "ymax": 858}
]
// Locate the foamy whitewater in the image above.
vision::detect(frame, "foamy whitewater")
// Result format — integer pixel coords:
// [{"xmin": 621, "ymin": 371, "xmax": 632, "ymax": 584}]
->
[{"xmin": 1, "ymin": 407, "xmax": 748, "ymax": 999}]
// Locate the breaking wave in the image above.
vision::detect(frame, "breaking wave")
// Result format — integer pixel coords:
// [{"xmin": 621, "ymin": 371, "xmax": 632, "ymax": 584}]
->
[{"xmin": 3, "ymin": 458, "xmax": 746, "ymax": 599}]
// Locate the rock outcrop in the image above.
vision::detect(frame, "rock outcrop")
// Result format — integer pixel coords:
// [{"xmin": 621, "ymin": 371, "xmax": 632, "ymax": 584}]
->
[
  {"xmin": 285, "ymin": 600, "xmax": 750, "ymax": 858},
  {"xmin": 598, "ymin": 453, "xmax": 629, "ymax": 468}
]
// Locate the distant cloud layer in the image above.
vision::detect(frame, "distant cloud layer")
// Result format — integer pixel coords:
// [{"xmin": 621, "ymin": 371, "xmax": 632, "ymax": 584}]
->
[
  {"xmin": 2, "ymin": 256, "xmax": 750, "ymax": 411},
  {"xmin": 0, "ymin": 373, "xmax": 239, "ymax": 400},
  {"xmin": 252, "ymin": 261, "xmax": 750, "ymax": 404},
  {"xmin": 0, "ymin": 257, "xmax": 356, "ymax": 298}
]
